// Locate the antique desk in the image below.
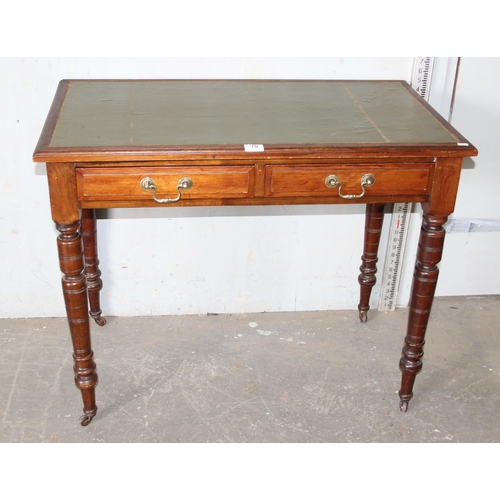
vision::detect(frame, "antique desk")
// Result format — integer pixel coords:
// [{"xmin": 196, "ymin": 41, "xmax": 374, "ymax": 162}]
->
[{"xmin": 33, "ymin": 80, "xmax": 477, "ymax": 425}]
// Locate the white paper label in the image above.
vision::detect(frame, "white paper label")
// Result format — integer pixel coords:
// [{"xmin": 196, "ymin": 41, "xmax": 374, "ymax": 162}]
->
[
  {"xmin": 457, "ymin": 142, "xmax": 469, "ymax": 146},
  {"xmin": 244, "ymin": 144, "xmax": 264, "ymax": 152}
]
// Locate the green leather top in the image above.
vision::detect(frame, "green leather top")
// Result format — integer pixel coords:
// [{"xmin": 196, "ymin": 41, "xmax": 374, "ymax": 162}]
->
[{"xmin": 48, "ymin": 80, "xmax": 459, "ymax": 148}]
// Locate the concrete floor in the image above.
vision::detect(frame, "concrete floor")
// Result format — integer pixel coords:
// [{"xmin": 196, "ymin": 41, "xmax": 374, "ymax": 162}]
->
[{"xmin": 1, "ymin": 295, "xmax": 499, "ymax": 443}]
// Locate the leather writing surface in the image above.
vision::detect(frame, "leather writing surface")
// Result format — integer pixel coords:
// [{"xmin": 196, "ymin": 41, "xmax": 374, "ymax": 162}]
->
[{"xmin": 49, "ymin": 80, "xmax": 459, "ymax": 148}]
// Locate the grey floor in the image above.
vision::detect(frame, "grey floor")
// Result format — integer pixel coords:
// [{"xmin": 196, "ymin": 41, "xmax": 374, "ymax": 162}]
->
[{"xmin": 1, "ymin": 295, "xmax": 499, "ymax": 443}]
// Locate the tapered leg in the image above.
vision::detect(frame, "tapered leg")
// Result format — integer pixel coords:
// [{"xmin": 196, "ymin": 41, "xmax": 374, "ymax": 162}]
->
[
  {"xmin": 81, "ymin": 209, "xmax": 106, "ymax": 326},
  {"xmin": 57, "ymin": 220, "xmax": 98, "ymax": 426},
  {"xmin": 358, "ymin": 203, "xmax": 385, "ymax": 322},
  {"xmin": 398, "ymin": 211, "xmax": 448, "ymax": 412}
]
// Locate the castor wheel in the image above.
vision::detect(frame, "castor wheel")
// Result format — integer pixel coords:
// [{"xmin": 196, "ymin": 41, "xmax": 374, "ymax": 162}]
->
[
  {"xmin": 92, "ymin": 315, "xmax": 106, "ymax": 326},
  {"xmin": 399, "ymin": 400, "xmax": 409, "ymax": 412},
  {"xmin": 79, "ymin": 414, "xmax": 94, "ymax": 426},
  {"xmin": 358, "ymin": 310, "xmax": 368, "ymax": 323}
]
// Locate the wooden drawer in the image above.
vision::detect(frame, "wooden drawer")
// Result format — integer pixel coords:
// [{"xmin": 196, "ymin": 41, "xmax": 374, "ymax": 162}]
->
[
  {"xmin": 265, "ymin": 163, "xmax": 433, "ymax": 198},
  {"xmin": 76, "ymin": 166, "xmax": 256, "ymax": 202}
]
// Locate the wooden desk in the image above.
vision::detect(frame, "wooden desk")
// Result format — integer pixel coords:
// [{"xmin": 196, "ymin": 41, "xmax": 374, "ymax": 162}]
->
[{"xmin": 33, "ymin": 80, "xmax": 477, "ymax": 426}]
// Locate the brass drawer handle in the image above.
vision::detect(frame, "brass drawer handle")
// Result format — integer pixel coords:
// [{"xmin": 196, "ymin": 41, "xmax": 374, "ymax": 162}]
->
[
  {"xmin": 325, "ymin": 173, "xmax": 375, "ymax": 199},
  {"xmin": 140, "ymin": 176, "xmax": 193, "ymax": 204}
]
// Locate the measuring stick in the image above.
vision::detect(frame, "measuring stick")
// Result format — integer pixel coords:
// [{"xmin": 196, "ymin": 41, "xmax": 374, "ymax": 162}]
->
[{"xmin": 378, "ymin": 58, "xmax": 434, "ymax": 312}]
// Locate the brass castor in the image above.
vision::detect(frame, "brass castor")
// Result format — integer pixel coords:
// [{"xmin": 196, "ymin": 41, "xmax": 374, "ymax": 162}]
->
[
  {"xmin": 358, "ymin": 310, "xmax": 368, "ymax": 323},
  {"xmin": 91, "ymin": 314, "xmax": 106, "ymax": 326},
  {"xmin": 94, "ymin": 316, "xmax": 106, "ymax": 326},
  {"xmin": 79, "ymin": 414, "xmax": 94, "ymax": 426}
]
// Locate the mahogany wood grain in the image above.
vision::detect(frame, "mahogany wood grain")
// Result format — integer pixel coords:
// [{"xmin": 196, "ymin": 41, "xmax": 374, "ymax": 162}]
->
[
  {"xmin": 46, "ymin": 163, "xmax": 80, "ymax": 224},
  {"xmin": 399, "ymin": 211, "xmax": 448, "ymax": 411},
  {"xmin": 265, "ymin": 164, "xmax": 432, "ymax": 197},
  {"xmin": 358, "ymin": 204, "xmax": 386, "ymax": 322},
  {"xmin": 76, "ymin": 166, "xmax": 256, "ymax": 202},
  {"xmin": 56, "ymin": 220, "xmax": 98, "ymax": 425},
  {"xmin": 33, "ymin": 80, "xmax": 478, "ymax": 424},
  {"xmin": 427, "ymin": 157, "xmax": 464, "ymax": 215},
  {"xmin": 81, "ymin": 209, "xmax": 106, "ymax": 326},
  {"xmin": 79, "ymin": 193, "xmax": 430, "ymax": 210}
]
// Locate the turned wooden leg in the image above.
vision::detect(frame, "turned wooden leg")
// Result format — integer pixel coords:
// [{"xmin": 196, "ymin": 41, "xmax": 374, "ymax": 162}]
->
[
  {"xmin": 81, "ymin": 209, "xmax": 106, "ymax": 326},
  {"xmin": 57, "ymin": 220, "xmax": 98, "ymax": 426},
  {"xmin": 358, "ymin": 203, "xmax": 385, "ymax": 322},
  {"xmin": 398, "ymin": 211, "xmax": 448, "ymax": 412}
]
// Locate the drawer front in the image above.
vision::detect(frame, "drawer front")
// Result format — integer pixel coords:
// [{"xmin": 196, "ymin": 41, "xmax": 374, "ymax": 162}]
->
[
  {"xmin": 265, "ymin": 164, "xmax": 432, "ymax": 198},
  {"xmin": 77, "ymin": 166, "xmax": 256, "ymax": 202}
]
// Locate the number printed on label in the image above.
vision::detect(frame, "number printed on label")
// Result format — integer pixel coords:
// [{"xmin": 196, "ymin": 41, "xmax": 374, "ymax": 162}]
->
[{"xmin": 244, "ymin": 144, "xmax": 265, "ymax": 152}]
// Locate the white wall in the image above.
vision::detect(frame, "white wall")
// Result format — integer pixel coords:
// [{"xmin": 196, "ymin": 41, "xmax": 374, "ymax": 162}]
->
[
  {"xmin": 0, "ymin": 57, "xmax": 497, "ymax": 319},
  {"xmin": 433, "ymin": 57, "xmax": 500, "ymax": 296}
]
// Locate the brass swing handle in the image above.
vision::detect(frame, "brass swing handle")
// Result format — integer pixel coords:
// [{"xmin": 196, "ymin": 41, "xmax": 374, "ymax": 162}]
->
[
  {"xmin": 140, "ymin": 176, "xmax": 193, "ymax": 204},
  {"xmin": 325, "ymin": 173, "xmax": 375, "ymax": 199}
]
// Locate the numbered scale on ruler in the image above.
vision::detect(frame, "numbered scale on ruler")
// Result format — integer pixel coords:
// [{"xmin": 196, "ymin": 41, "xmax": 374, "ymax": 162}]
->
[
  {"xmin": 378, "ymin": 57, "xmax": 434, "ymax": 312},
  {"xmin": 412, "ymin": 57, "xmax": 434, "ymax": 98},
  {"xmin": 379, "ymin": 203, "xmax": 411, "ymax": 311}
]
